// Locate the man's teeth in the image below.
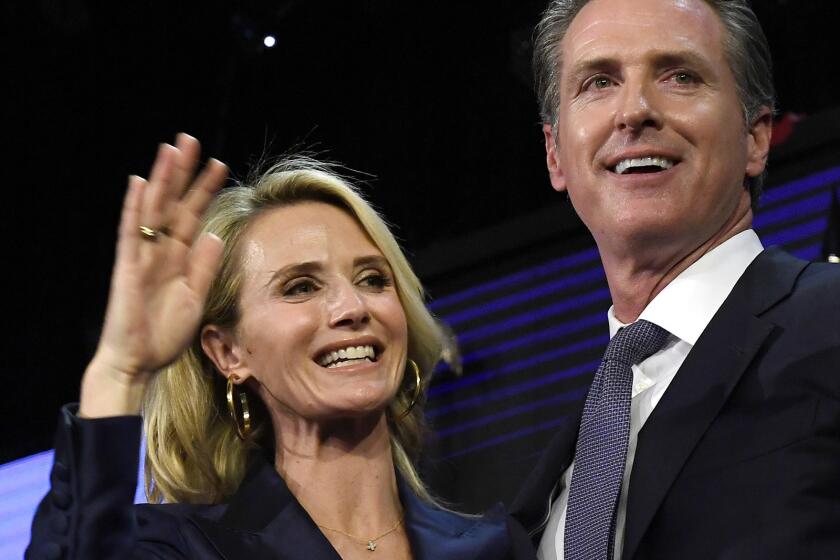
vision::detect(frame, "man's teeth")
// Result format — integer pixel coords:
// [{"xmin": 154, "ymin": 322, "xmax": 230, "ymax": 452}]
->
[
  {"xmin": 614, "ymin": 156, "xmax": 675, "ymax": 175},
  {"xmin": 318, "ymin": 345, "xmax": 377, "ymax": 367}
]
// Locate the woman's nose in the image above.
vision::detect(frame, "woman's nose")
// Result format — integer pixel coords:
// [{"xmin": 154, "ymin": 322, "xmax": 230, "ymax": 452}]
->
[{"xmin": 327, "ymin": 282, "xmax": 371, "ymax": 329}]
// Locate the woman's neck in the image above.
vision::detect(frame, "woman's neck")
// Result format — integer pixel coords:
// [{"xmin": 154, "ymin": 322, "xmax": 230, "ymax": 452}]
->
[{"xmin": 272, "ymin": 411, "xmax": 403, "ymax": 535}]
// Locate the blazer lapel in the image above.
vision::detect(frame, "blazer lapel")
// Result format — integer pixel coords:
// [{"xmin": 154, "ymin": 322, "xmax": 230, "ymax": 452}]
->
[
  {"xmin": 621, "ymin": 248, "xmax": 808, "ymax": 559},
  {"xmin": 401, "ymin": 480, "xmax": 513, "ymax": 560},
  {"xmin": 189, "ymin": 455, "xmax": 341, "ymax": 560},
  {"xmin": 186, "ymin": 454, "xmax": 516, "ymax": 560}
]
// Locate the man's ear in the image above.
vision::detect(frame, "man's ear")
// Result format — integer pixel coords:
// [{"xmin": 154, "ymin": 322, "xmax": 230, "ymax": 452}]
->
[
  {"xmin": 200, "ymin": 324, "xmax": 253, "ymax": 382},
  {"xmin": 745, "ymin": 106, "xmax": 773, "ymax": 179},
  {"xmin": 543, "ymin": 123, "xmax": 567, "ymax": 192}
]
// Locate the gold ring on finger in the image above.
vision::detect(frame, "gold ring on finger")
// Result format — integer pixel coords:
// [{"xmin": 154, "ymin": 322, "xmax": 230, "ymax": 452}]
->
[{"xmin": 139, "ymin": 225, "xmax": 166, "ymax": 241}]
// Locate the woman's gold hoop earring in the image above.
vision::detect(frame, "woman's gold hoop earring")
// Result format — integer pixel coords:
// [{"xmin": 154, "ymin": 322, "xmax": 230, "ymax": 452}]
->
[
  {"xmin": 396, "ymin": 359, "xmax": 422, "ymax": 420},
  {"xmin": 226, "ymin": 374, "xmax": 251, "ymax": 440}
]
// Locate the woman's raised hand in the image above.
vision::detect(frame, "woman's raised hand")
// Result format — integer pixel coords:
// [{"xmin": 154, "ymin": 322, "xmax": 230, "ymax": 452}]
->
[{"xmin": 80, "ymin": 134, "xmax": 228, "ymax": 418}]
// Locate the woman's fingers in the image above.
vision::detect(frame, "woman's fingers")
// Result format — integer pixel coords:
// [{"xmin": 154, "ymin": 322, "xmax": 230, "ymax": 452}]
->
[
  {"xmin": 186, "ymin": 232, "xmax": 224, "ymax": 300},
  {"xmin": 116, "ymin": 175, "xmax": 146, "ymax": 263},
  {"xmin": 168, "ymin": 158, "xmax": 228, "ymax": 245},
  {"xmin": 128, "ymin": 134, "xmax": 226, "ymax": 256},
  {"xmin": 172, "ymin": 133, "xmax": 201, "ymax": 197},
  {"xmin": 189, "ymin": 158, "xmax": 228, "ymax": 208},
  {"xmin": 137, "ymin": 135, "xmax": 227, "ymax": 248},
  {"xmin": 143, "ymin": 143, "xmax": 177, "ymax": 232}
]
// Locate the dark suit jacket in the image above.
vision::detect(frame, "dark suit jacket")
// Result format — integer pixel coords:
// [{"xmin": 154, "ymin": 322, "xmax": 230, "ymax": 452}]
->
[
  {"xmin": 28, "ymin": 405, "xmax": 535, "ymax": 560},
  {"xmin": 511, "ymin": 248, "xmax": 840, "ymax": 559}
]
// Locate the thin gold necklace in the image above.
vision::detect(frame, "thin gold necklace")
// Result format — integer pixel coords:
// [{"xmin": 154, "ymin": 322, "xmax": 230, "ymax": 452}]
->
[{"xmin": 317, "ymin": 516, "xmax": 404, "ymax": 552}]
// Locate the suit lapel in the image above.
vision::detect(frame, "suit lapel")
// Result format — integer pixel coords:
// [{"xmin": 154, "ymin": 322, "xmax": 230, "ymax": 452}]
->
[
  {"xmin": 188, "ymin": 455, "xmax": 341, "ymax": 560},
  {"xmin": 621, "ymin": 248, "xmax": 808, "ymax": 559},
  {"xmin": 621, "ymin": 307, "xmax": 773, "ymax": 559},
  {"xmin": 509, "ymin": 401, "xmax": 588, "ymax": 535}
]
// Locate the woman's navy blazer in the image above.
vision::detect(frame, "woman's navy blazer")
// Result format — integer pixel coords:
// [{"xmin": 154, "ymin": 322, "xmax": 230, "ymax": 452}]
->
[{"xmin": 27, "ymin": 406, "xmax": 535, "ymax": 560}]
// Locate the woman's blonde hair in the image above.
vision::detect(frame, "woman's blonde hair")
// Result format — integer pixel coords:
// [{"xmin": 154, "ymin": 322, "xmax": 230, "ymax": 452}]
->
[{"xmin": 143, "ymin": 156, "xmax": 444, "ymax": 504}]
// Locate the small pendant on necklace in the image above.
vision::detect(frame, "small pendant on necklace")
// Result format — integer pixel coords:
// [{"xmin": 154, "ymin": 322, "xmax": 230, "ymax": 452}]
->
[{"xmin": 367, "ymin": 541, "xmax": 377, "ymax": 551}]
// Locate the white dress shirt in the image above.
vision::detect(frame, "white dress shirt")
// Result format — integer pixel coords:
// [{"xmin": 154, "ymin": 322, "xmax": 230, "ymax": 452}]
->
[{"xmin": 537, "ymin": 230, "xmax": 764, "ymax": 560}]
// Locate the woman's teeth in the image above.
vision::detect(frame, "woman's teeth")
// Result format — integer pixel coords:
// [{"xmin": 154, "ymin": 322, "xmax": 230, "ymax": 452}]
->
[
  {"xmin": 318, "ymin": 345, "xmax": 377, "ymax": 367},
  {"xmin": 326, "ymin": 358, "xmax": 371, "ymax": 369}
]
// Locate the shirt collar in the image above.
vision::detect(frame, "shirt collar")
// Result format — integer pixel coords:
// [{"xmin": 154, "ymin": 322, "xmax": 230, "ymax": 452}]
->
[{"xmin": 607, "ymin": 229, "xmax": 764, "ymax": 344}]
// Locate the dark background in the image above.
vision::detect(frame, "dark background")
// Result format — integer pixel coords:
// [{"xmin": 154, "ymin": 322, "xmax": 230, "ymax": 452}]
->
[{"xmin": 4, "ymin": 0, "xmax": 840, "ymax": 464}]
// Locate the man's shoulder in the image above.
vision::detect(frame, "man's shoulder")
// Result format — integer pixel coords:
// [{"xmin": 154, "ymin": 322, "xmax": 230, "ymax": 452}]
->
[
  {"xmin": 711, "ymin": 247, "xmax": 840, "ymax": 362},
  {"xmin": 766, "ymin": 248, "xmax": 840, "ymax": 312},
  {"xmin": 745, "ymin": 247, "xmax": 839, "ymax": 308},
  {"xmin": 792, "ymin": 259, "xmax": 840, "ymax": 296},
  {"xmin": 744, "ymin": 249, "xmax": 840, "ymax": 368}
]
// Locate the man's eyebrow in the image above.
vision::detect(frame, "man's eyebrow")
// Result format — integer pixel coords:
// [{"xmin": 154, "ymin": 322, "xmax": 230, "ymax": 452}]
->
[
  {"xmin": 564, "ymin": 50, "xmax": 717, "ymax": 85},
  {"xmin": 565, "ymin": 56, "xmax": 620, "ymax": 85},
  {"xmin": 648, "ymin": 50, "xmax": 717, "ymax": 74},
  {"xmin": 264, "ymin": 261, "xmax": 322, "ymax": 288}
]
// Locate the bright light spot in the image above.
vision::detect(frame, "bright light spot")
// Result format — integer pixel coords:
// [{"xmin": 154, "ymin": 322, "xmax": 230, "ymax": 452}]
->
[{"xmin": 263, "ymin": 35, "xmax": 276, "ymax": 48}]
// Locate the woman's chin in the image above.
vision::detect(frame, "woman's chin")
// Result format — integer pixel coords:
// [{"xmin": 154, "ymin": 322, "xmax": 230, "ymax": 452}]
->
[
  {"xmin": 263, "ymin": 378, "xmax": 398, "ymax": 423},
  {"xmin": 330, "ymin": 392, "xmax": 393, "ymax": 417}
]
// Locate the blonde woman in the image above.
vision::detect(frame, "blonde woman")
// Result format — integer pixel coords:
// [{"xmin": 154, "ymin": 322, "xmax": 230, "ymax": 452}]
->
[{"xmin": 27, "ymin": 134, "xmax": 534, "ymax": 560}]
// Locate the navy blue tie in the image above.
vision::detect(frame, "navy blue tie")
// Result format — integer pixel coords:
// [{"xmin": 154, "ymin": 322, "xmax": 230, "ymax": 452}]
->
[{"xmin": 564, "ymin": 319, "xmax": 669, "ymax": 560}]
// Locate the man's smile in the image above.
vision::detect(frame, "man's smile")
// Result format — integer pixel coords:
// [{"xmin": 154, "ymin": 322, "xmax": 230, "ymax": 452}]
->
[{"xmin": 612, "ymin": 156, "xmax": 676, "ymax": 175}]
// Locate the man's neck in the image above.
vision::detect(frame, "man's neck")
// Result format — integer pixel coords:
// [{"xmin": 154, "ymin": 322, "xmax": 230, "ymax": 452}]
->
[{"xmin": 601, "ymin": 206, "xmax": 754, "ymax": 324}]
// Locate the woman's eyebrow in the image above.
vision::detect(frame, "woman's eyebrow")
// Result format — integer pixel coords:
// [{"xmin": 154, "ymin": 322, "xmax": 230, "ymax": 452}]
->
[
  {"xmin": 264, "ymin": 261, "xmax": 322, "ymax": 288},
  {"xmin": 353, "ymin": 255, "xmax": 390, "ymax": 269}
]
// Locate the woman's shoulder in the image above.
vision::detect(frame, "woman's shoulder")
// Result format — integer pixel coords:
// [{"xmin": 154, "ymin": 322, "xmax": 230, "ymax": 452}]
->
[
  {"xmin": 127, "ymin": 501, "xmax": 233, "ymax": 557},
  {"xmin": 134, "ymin": 500, "xmax": 227, "ymax": 522}
]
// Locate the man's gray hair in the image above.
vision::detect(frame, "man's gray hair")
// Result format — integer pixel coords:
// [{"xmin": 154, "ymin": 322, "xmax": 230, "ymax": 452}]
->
[{"xmin": 533, "ymin": 0, "xmax": 776, "ymax": 202}]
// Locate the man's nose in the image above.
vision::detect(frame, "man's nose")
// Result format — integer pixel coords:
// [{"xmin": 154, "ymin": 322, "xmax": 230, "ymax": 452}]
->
[
  {"xmin": 614, "ymin": 79, "xmax": 663, "ymax": 132},
  {"xmin": 327, "ymin": 281, "xmax": 371, "ymax": 329}
]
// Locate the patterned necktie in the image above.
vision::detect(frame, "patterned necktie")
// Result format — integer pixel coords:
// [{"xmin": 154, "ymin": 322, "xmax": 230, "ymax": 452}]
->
[{"xmin": 564, "ymin": 319, "xmax": 670, "ymax": 560}]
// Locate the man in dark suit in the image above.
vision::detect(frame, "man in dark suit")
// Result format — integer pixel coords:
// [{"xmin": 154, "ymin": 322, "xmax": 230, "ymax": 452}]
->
[{"xmin": 511, "ymin": 0, "xmax": 840, "ymax": 558}]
